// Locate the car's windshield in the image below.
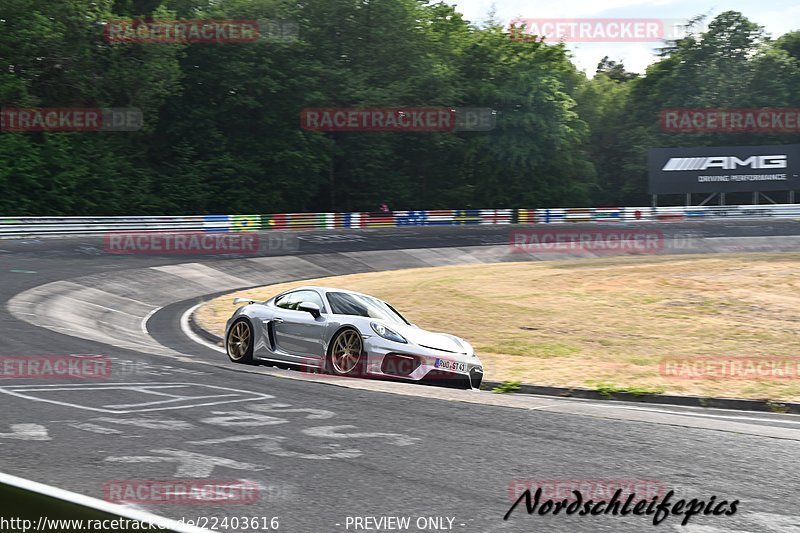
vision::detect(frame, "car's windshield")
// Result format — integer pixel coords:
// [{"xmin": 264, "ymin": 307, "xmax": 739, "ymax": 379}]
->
[{"xmin": 326, "ymin": 292, "xmax": 409, "ymax": 325}]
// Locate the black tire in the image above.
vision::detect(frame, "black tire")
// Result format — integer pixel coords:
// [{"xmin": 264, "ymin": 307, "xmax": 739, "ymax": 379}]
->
[
  {"xmin": 326, "ymin": 327, "xmax": 365, "ymax": 377},
  {"xmin": 226, "ymin": 318, "xmax": 254, "ymax": 364}
]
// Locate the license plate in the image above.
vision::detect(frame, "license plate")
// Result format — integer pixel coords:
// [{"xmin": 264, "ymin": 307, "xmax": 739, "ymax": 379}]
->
[{"xmin": 434, "ymin": 358, "xmax": 466, "ymax": 373}]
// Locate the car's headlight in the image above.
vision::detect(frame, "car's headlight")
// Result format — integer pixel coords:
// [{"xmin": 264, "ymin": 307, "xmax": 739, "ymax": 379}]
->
[{"xmin": 370, "ymin": 322, "xmax": 407, "ymax": 343}]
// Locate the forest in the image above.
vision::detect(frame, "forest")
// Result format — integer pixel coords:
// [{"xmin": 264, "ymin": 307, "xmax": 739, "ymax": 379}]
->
[{"xmin": 1, "ymin": 1, "xmax": 799, "ymax": 215}]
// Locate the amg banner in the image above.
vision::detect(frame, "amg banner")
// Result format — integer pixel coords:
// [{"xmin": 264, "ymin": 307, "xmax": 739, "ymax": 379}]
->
[{"xmin": 648, "ymin": 144, "xmax": 800, "ymax": 194}]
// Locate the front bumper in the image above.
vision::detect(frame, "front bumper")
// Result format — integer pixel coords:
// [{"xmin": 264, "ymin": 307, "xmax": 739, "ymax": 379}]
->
[{"xmin": 362, "ymin": 337, "xmax": 484, "ymax": 389}]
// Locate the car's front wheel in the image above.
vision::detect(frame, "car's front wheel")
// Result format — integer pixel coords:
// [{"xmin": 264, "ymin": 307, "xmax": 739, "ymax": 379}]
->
[
  {"xmin": 226, "ymin": 319, "xmax": 254, "ymax": 364},
  {"xmin": 327, "ymin": 328, "xmax": 364, "ymax": 377}
]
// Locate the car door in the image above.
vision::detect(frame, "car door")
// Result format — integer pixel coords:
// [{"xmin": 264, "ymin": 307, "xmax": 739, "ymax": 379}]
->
[{"xmin": 271, "ymin": 290, "xmax": 327, "ymax": 362}]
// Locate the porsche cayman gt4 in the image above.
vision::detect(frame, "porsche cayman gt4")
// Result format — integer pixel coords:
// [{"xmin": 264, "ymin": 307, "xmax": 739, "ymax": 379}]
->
[{"xmin": 224, "ymin": 286, "xmax": 483, "ymax": 389}]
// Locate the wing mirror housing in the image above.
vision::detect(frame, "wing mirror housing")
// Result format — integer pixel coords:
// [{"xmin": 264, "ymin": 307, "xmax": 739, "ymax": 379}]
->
[{"xmin": 298, "ymin": 301, "xmax": 321, "ymax": 318}]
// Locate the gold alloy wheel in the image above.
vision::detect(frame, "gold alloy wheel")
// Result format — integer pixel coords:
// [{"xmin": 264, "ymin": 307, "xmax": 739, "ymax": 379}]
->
[
  {"xmin": 330, "ymin": 329, "xmax": 363, "ymax": 374},
  {"xmin": 227, "ymin": 321, "xmax": 251, "ymax": 361}
]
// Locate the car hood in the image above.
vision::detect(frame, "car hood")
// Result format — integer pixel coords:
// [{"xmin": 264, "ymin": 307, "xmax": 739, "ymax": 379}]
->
[{"xmin": 388, "ymin": 323, "xmax": 469, "ymax": 354}]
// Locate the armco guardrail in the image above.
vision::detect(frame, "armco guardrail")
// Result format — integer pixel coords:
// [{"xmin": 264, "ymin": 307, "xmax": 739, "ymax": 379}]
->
[
  {"xmin": 531, "ymin": 204, "xmax": 800, "ymax": 223},
  {"xmin": 1, "ymin": 205, "xmax": 798, "ymax": 237},
  {"xmin": 0, "ymin": 215, "xmax": 231, "ymax": 236},
  {"xmin": 0, "ymin": 210, "xmax": 511, "ymax": 237}
]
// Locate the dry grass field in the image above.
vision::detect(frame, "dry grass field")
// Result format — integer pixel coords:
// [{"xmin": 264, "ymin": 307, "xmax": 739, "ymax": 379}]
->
[{"xmin": 195, "ymin": 253, "xmax": 800, "ymax": 402}]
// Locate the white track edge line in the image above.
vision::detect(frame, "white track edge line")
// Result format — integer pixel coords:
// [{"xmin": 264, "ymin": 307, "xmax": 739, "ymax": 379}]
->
[
  {"xmin": 141, "ymin": 307, "xmax": 159, "ymax": 335},
  {"xmin": 180, "ymin": 303, "xmax": 225, "ymax": 353},
  {"xmin": 0, "ymin": 471, "xmax": 211, "ymax": 532}
]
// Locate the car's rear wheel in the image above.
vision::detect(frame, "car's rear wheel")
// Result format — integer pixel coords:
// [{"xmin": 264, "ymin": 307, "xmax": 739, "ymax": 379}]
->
[
  {"xmin": 227, "ymin": 319, "xmax": 254, "ymax": 364},
  {"xmin": 327, "ymin": 328, "xmax": 364, "ymax": 376}
]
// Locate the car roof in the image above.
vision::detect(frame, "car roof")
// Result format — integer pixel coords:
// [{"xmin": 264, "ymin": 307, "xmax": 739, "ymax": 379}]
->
[{"xmin": 275, "ymin": 286, "xmax": 378, "ymax": 300}]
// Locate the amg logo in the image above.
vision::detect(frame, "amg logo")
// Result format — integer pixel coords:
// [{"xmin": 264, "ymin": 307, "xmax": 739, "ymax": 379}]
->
[{"xmin": 662, "ymin": 155, "xmax": 788, "ymax": 171}]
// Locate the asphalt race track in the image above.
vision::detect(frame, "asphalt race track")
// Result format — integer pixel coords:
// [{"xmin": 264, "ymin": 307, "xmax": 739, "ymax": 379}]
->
[{"xmin": 2, "ymin": 222, "xmax": 800, "ymax": 533}]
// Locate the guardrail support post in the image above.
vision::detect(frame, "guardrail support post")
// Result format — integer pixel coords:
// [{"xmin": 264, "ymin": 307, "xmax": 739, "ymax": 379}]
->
[{"xmin": 699, "ymin": 193, "xmax": 717, "ymax": 206}]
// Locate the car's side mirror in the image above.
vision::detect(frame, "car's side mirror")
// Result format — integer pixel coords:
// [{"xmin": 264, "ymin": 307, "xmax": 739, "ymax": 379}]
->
[{"xmin": 298, "ymin": 301, "xmax": 321, "ymax": 318}]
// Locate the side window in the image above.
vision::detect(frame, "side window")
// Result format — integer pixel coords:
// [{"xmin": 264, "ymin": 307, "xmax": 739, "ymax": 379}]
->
[
  {"xmin": 275, "ymin": 290, "xmax": 325, "ymax": 312},
  {"xmin": 275, "ymin": 292, "xmax": 298, "ymax": 310},
  {"xmin": 293, "ymin": 290, "xmax": 325, "ymax": 312}
]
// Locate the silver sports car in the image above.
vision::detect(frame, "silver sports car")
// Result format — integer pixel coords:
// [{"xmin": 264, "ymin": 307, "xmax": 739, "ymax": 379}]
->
[{"xmin": 224, "ymin": 286, "xmax": 484, "ymax": 389}]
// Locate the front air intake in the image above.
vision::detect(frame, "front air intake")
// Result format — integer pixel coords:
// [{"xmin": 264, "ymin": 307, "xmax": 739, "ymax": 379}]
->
[
  {"xmin": 381, "ymin": 353, "xmax": 422, "ymax": 376},
  {"xmin": 469, "ymin": 368, "xmax": 483, "ymax": 389}
]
